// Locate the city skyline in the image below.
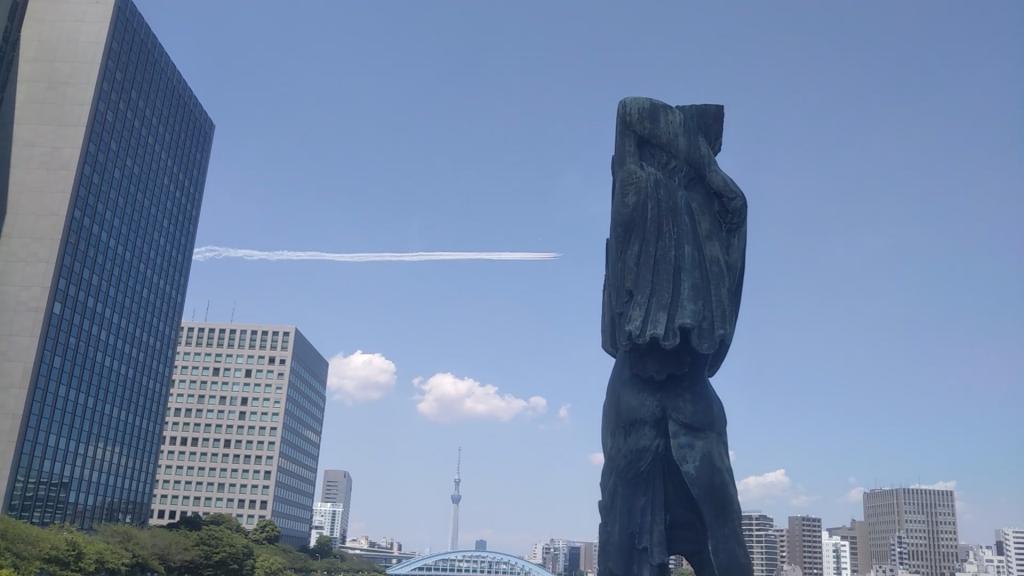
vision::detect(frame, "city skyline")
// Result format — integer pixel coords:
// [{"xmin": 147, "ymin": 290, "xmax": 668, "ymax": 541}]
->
[{"xmin": 133, "ymin": 0, "xmax": 1021, "ymax": 555}]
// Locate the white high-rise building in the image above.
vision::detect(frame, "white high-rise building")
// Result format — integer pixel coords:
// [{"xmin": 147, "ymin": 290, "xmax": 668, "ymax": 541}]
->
[
  {"xmin": 998, "ymin": 529, "xmax": 1024, "ymax": 576},
  {"xmin": 310, "ymin": 502, "xmax": 347, "ymax": 548},
  {"xmin": 823, "ymin": 530, "xmax": 853, "ymax": 576}
]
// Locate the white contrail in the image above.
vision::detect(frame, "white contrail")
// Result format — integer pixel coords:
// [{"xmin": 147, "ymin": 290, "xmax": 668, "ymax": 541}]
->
[{"xmin": 192, "ymin": 246, "xmax": 560, "ymax": 263}]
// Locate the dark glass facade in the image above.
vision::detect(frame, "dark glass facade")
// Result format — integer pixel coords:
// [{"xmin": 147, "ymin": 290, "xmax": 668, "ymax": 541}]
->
[
  {"xmin": 274, "ymin": 329, "xmax": 327, "ymax": 545},
  {"xmin": 0, "ymin": 0, "xmax": 28, "ymax": 233},
  {"xmin": 4, "ymin": 0, "xmax": 213, "ymax": 528}
]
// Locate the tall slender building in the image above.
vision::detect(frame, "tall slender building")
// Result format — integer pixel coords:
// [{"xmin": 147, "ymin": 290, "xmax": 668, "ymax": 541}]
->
[
  {"xmin": 449, "ymin": 448, "xmax": 462, "ymax": 551},
  {"xmin": 863, "ymin": 488, "xmax": 959, "ymax": 576},
  {"xmin": 0, "ymin": 0, "xmax": 213, "ymax": 527},
  {"xmin": 318, "ymin": 470, "xmax": 352, "ymax": 543},
  {"xmin": 743, "ymin": 512, "xmax": 781, "ymax": 576},
  {"xmin": 149, "ymin": 323, "xmax": 327, "ymax": 547},
  {"xmin": 789, "ymin": 516, "xmax": 824, "ymax": 576}
]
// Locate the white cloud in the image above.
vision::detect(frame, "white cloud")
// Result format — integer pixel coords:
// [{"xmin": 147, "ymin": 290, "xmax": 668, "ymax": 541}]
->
[
  {"xmin": 327, "ymin": 351, "xmax": 397, "ymax": 404},
  {"xmin": 790, "ymin": 494, "xmax": 820, "ymax": 507},
  {"xmin": 413, "ymin": 373, "xmax": 548, "ymax": 423},
  {"xmin": 737, "ymin": 469, "xmax": 792, "ymax": 503},
  {"xmin": 589, "ymin": 452, "xmax": 605, "ymax": 466},
  {"xmin": 912, "ymin": 480, "xmax": 957, "ymax": 491},
  {"xmin": 844, "ymin": 486, "xmax": 866, "ymax": 503},
  {"xmin": 558, "ymin": 404, "xmax": 571, "ymax": 422},
  {"xmin": 193, "ymin": 246, "xmax": 559, "ymax": 263}
]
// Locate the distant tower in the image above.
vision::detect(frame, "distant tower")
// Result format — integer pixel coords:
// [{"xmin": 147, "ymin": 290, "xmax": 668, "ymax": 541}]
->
[{"xmin": 449, "ymin": 448, "xmax": 462, "ymax": 551}]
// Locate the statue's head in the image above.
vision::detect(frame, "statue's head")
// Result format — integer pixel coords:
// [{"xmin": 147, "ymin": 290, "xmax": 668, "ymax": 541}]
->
[{"xmin": 678, "ymin": 104, "xmax": 725, "ymax": 156}]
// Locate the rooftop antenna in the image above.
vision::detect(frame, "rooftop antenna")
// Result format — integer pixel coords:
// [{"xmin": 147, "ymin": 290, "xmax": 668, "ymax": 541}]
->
[
  {"xmin": 230, "ymin": 300, "xmax": 237, "ymax": 323},
  {"xmin": 190, "ymin": 307, "xmax": 196, "ymax": 321},
  {"xmin": 204, "ymin": 300, "xmax": 210, "ymax": 322}
]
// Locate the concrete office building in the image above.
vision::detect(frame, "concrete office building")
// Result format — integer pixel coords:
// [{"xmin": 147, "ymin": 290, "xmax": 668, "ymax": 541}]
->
[
  {"xmin": 743, "ymin": 512, "xmax": 781, "ymax": 576},
  {"xmin": 148, "ymin": 323, "xmax": 327, "ymax": 547},
  {"xmin": 0, "ymin": 0, "xmax": 213, "ymax": 527},
  {"xmin": 998, "ymin": 529, "xmax": 1024, "ymax": 576},
  {"xmin": 318, "ymin": 469, "xmax": 352, "ymax": 543},
  {"xmin": 863, "ymin": 488, "xmax": 959, "ymax": 576},
  {"xmin": 790, "ymin": 516, "xmax": 825, "ymax": 576},
  {"xmin": 829, "ymin": 520, "xmax": 871, "ymax": 576},
  {"xmin": 823, "ymin": 530, "xmax": 853, "ymax": 576}
]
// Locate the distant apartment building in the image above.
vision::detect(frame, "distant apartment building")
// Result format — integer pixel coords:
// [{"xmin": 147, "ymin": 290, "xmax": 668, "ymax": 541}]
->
[
  {"xmin": 0, "ymin": 0, "xmax": 213, "ymax": 529},
  {"xmin": 824, "ymin": 530, "xmax": 853, "ymax": 576},
  {"xmin": 530, "ymin": 539, "xmax": 597, "ymax": 575},
  {"xmin": 777, "ymin": 527, "xmax": 790, "ymax": 566},
  {"xmin": 790, "ymin": 516, "xmax": 825, "ymax": 576},
  {"xmin": 957, "ymin": 545, "xmax": 1006, "ymax": 576},
  {"xmin": 317, "ymin": 469, "xmax": 352, "ymax": 542},
  {"xmin": 998, "ymin": 529, "xmax": 1024, "ymax": 576},
  {"xmin": 863, "ymin": 488, "xmax": 959, "ymax": 576},
  {"xmin": 743, "ymin": 512, "xmax": 781, "ymax": 576},
  {"xmin": 475, "ymin": 539, "xmax": 488, "ymax": 551},
  {"xmin": 149, "ymin": 323, "xmax": 328, "ymax": 547},
  {"xmin": 309, "ymin": 502, "xmax": 346, "ymax": 548},
  {"xmin": 829, "ymin": 520, "xmax": 871, "ymax": 576}
]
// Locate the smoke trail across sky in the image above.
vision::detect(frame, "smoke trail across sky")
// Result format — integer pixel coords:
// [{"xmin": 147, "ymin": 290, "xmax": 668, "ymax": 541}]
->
[{"xmin": 192, "ymin": 246, "xmax": 560, "ymax": 263}]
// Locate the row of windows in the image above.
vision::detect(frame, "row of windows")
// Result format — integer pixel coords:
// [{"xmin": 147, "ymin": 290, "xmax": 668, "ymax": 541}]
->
[
  {"xmin": 167, "ymin": 407, "xmax": 280, "ymax": 422},
  {"xmin": 152, "ymin": 508, "xmax": 268, "ymax": 525},
  {"xmin": 170, "ymin": 394, "xmax": 280, "ymax": 408},
  {"xmin": 176, "ymin": 365, "xmax": 285, "ymax": 379},
  {"xmin": 180, "ymin": 326, "xmax": 290, "ymax": 352},
  {"xmin": 156, "ymin": 493, "xmax": 268, "ymax": 510},
  {"xmin": 160, "ymin": 451, "xmax": 274, "ymax": 466},
  {"xmin": 163, "ymin": 422, "xmax": 278, "ymax": 437},
  {"xmin": 156, "ymin": 480, "xmax": 270, "ymax": 495},
  {"xmin": 176, "ymin": 352, "xmax": 287, "ymax": 366},
  {"xmin": 158, "ymin": 465, "xmax": 272, "ymax": 481},
  {"xmin": 164, "ymin": 435, "xmax": 277, "ymax": 449},
  {"xmin": 173, "ymin": 379, "xmax": 283, "ymax": 394}
]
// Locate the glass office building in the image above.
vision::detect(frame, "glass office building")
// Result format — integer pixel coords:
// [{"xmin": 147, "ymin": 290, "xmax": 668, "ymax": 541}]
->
[{"xmin": 0, "ymin": 0, "xmax": 213, "ymax": 528}]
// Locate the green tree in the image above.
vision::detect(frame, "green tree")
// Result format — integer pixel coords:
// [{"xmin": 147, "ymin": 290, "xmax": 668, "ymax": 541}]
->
[
  {"xmin": 249, "ymin": 519, "xmax": 282, "ymax": 545},
  {"xmin": 310, "ymin": 534, "xmax": 334, "ymax": 559},
  {"xmin": 95, "ymin": 523, "xmax": 197, "ymax": 575},
  {"xmin": 40, "ymin": 525, "xmax": 131, "ymax": 576},
  {"xmin": 203, "ymin": 513, "xmax": 246, "ymax": 534},
  {"xmin": 187, "ymin": 525, "xmax": 255, "ymax": 576},
  {"xmin": 254, "ymin": 552, "xmax": 289, "ymax": 576}
]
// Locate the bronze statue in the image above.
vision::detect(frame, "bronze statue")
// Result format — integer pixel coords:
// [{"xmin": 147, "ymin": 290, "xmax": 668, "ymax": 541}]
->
[{"xmin": 599, "ymin": 97, "xmax": 752, "ymax": 576}]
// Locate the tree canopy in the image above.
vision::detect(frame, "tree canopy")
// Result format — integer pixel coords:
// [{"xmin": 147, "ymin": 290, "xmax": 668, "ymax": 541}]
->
[{"xmin": 0, "ymin": 515, "xmax": 383, "ymax": 576}]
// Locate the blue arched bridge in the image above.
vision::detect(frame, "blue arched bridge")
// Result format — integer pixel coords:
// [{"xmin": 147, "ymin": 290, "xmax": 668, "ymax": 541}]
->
[{"xmin": 386, "ymin": 550, "xmax": 556, "ymax": 576}]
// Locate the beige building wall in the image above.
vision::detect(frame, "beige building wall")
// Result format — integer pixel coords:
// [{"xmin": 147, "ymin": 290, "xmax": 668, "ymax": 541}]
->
[{"xmin": 0, "ymin": 0, "xmax": 115, "ymax": 503}]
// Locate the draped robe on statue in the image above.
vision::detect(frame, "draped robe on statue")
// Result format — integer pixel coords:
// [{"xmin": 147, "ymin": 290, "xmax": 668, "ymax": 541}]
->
[{"xmin": 599, "ymin": 98, "xmax": 752, "ymax": 576}]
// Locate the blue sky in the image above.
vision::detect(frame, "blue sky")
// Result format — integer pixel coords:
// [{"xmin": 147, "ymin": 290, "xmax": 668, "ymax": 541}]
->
[{"xmin": 136, "ymin": 0, "xmax": 1023, "ymax": 554}]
